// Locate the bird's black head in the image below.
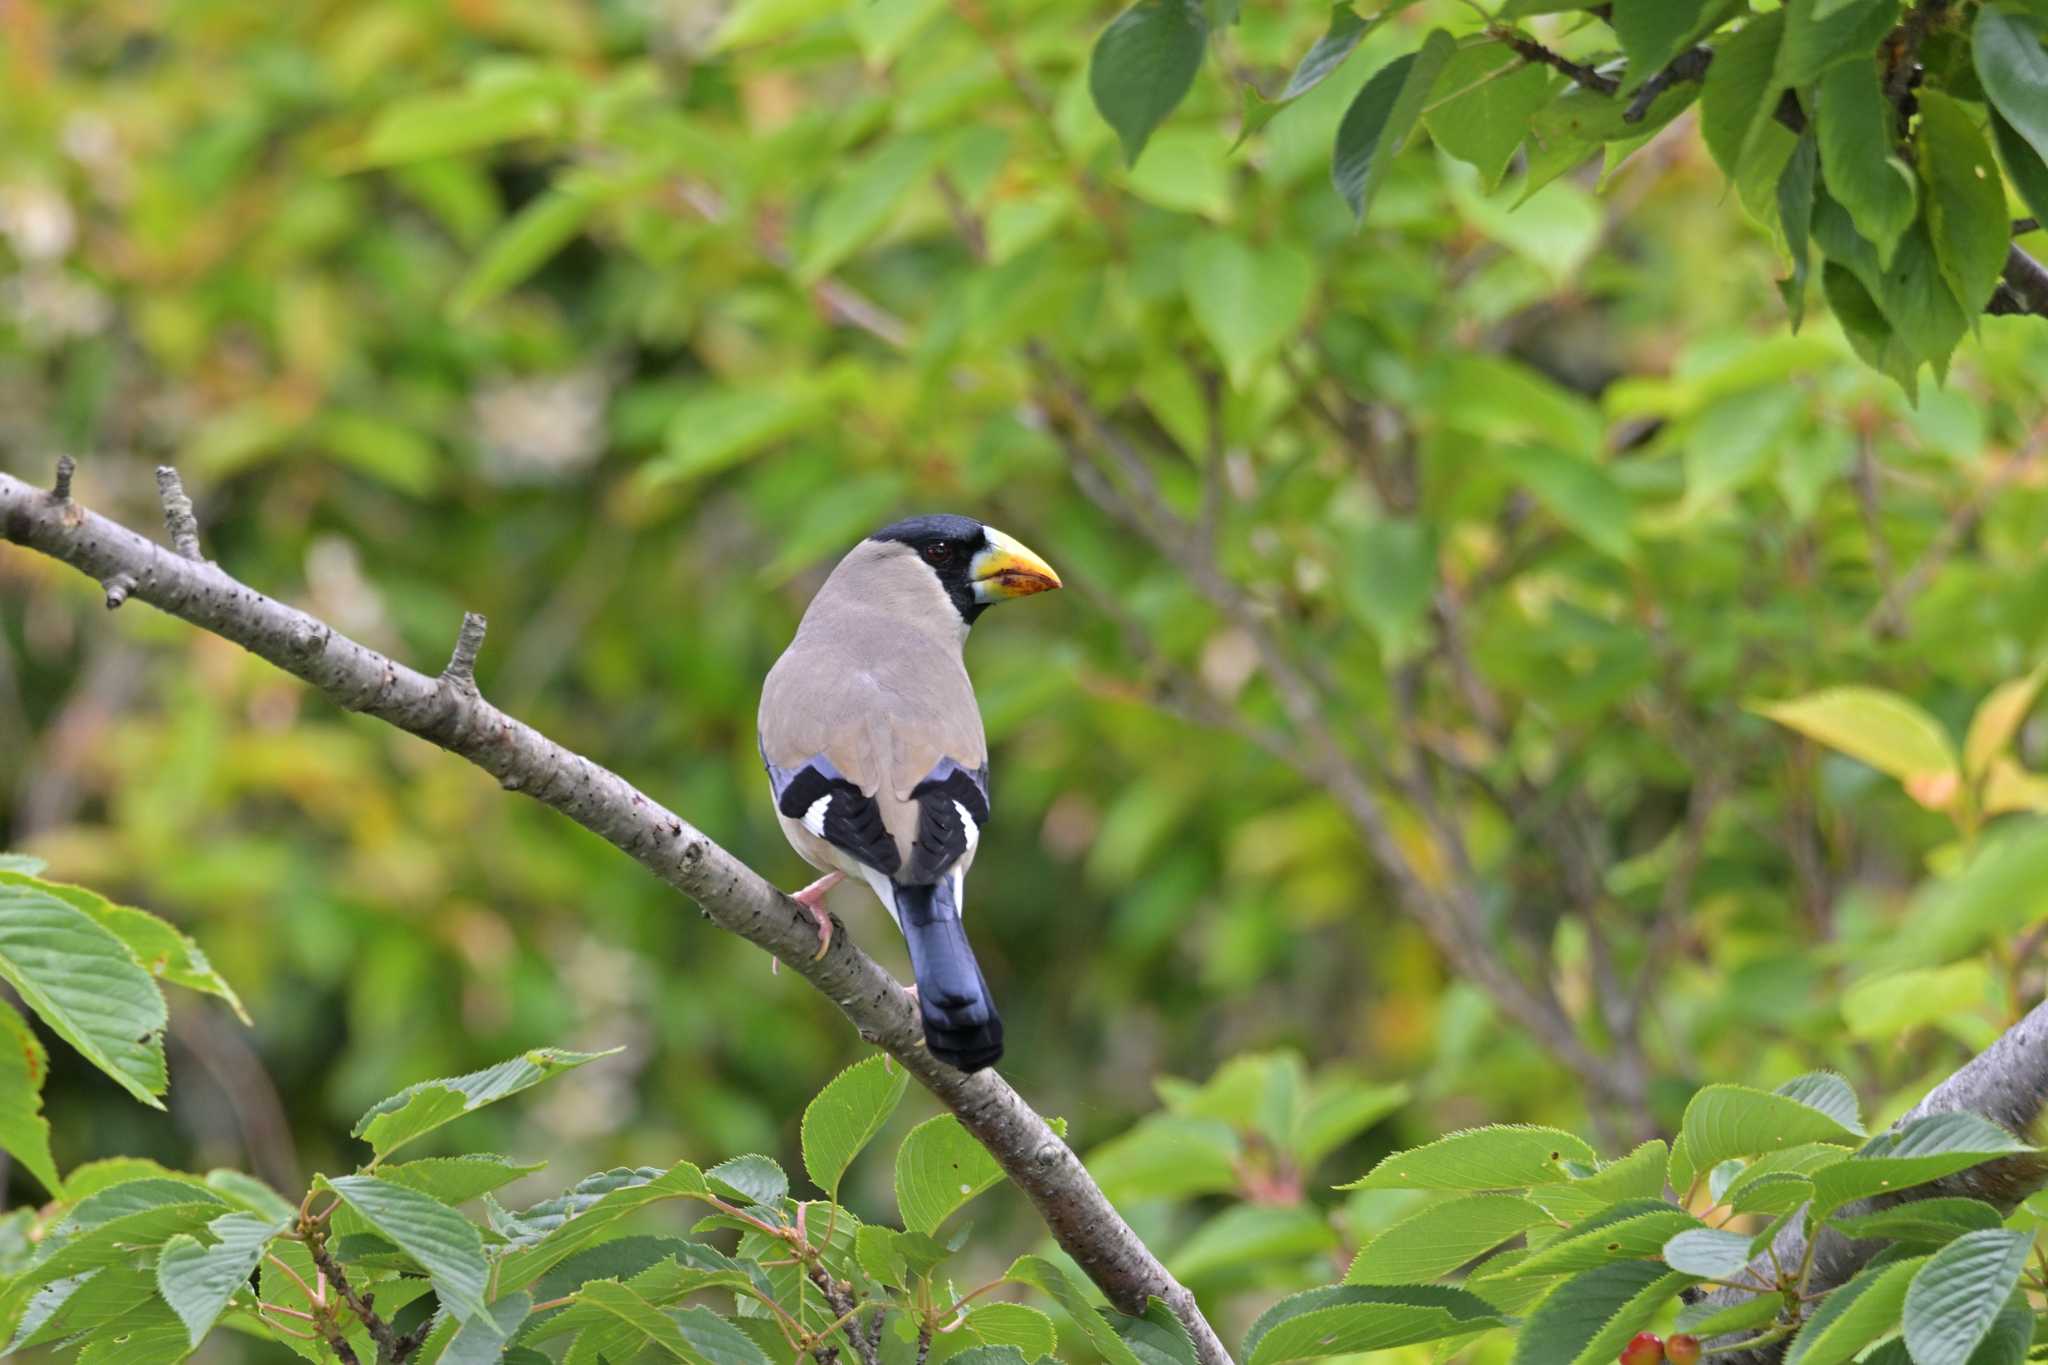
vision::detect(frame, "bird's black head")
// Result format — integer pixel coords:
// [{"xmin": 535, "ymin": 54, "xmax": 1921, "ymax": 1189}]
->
[{"xmin": 869, "ymin": 514, "xmax": 1060, "ymax": 625}]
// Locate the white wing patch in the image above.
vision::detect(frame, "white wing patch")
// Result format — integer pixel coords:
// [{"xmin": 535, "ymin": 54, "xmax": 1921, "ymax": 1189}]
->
[
  {"xmin": 801, "ymin": 793, "xmax": 833, "ymax": 839},
  {"xmin": 953, "ymin": 800, "xmax": 980, "ymax": 855}
]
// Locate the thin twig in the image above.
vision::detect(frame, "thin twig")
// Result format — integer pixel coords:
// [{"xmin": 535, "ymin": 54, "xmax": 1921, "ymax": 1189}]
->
[
  {"xmin": 1625, "ymin": 46, "xmax": 1711, "ymax": 121},
  {"xmin": 51, "ymin": 455, "xmax": 74, "ymax": 502},
  {"xmin": 155, "ymin": 465, "xmax": 202, "ymax": 560},
  {"xmin": 441, "ymin": 612, "xmax": 488, "ymax": 690},
  {"xmin": 1490, "ymin": 27, "xmax": 1618, "ymax": 94}
]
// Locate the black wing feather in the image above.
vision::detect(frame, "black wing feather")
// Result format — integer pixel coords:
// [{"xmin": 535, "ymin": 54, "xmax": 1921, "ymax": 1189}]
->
[
  {"xmin": 905, "ymin": 759, "xmax": 991, "ymax": 884},
  {"xmin": 767, "ymin": 755, "xmax": 901, "ymax": 878}
]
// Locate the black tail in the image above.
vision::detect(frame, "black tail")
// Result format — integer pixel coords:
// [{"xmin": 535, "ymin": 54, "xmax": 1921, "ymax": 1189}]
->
[{"xmin": 893, "ymin": 882, "xmax": 1002, "ymax": 1072}]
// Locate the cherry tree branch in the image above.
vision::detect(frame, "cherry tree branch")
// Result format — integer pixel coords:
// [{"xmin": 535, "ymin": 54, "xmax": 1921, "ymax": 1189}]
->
[{"xmin": 0, "ymin": 465, "xmax": 1229, "ymax": 1365}]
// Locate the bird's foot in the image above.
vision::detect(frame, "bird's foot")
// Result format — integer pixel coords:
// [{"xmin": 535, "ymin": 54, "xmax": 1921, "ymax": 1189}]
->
[{"xmin": 791, "ymin": 871, "xmax": 841, "ymax": 960}]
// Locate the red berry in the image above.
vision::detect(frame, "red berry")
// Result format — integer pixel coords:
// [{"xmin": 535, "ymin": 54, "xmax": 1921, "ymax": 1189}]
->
[
  {"xmin": 1618, "ymin": 1332, "xmax": 1665, "ymax": 1365},
  {"xmin": 1667, "ymin": 1335, "xmax": 1701, "ymax": 1365}
]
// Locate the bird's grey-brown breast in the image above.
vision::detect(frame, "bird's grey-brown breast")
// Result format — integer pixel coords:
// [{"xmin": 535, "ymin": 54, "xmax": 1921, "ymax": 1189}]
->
[{"xmin": 758, "ymin": 545, "xmax": 989, "ymax": 883}]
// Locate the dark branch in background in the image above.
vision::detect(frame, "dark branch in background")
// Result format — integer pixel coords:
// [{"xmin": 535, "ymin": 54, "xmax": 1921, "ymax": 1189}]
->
[
  {"xmin": 1491, "ymin": 28, "xmax": 1618, "ymax": 95},
  {"xmin": 1700, "ymin": 999, "xmax": 2048, "ymax": 1364},
  {"xmin": 1624, "ymin": 47, "xmax": 1712, "ymax": 122},
  {"xmin": 0, "ymin": 468, "xmax": 1229, "ymax": 1365}
]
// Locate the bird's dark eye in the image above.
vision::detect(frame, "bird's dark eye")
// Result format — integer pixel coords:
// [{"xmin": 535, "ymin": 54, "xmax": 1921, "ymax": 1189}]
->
[{"xmin": 922, "ymin": 542, "xmax": 954, "ymax": 564}]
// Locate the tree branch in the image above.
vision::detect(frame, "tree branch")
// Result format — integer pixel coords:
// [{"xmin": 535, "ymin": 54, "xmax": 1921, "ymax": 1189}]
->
[
  {"xmin": 0, "ymin": 466, "xmax": 1229, "ymax": 1365},
  {"xmin": 1698, "ymin": 998, "xmax": 2048, "ymax": 1363}
]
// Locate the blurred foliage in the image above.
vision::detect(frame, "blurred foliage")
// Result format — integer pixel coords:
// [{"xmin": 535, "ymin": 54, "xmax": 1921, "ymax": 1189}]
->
[{"xmin": 5, "ymin": 0, "xmax": 2048, "ymax": 1358}]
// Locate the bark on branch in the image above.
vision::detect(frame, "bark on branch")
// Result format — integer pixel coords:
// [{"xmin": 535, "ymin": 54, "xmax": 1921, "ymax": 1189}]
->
[{"xmin": 0, "ymin": 466, "xmax": 1230, "ymax": 1365}]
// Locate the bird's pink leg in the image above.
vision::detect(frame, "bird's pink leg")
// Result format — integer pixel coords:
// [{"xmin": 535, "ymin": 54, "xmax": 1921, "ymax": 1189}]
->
[{"xmin": 788, "ymin": 870, "xmax": 842, "ymax": 960}]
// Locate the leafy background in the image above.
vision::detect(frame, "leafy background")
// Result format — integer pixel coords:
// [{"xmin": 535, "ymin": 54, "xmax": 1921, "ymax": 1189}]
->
[{"xmin": 3, "ymin": 0, "xmax": 2048, "ymax": 1359}]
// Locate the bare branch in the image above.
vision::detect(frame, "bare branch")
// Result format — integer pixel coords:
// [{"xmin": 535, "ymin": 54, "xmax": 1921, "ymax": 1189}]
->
[
  {"xmin": 441, "ymin": 612, "xmax": 488, "ymax": 691},
  {"xmin": 155, "ymin": 465, "xmax": 202, "ymax": 561},
  {"xmin": 1624, "ymin": 45, "xmax": 1712, "ymax": 121},
  {"xmin": 0, "ymin": 467, "xmax": 1228, "ymax": 1365},
  {"xmin": 1491, "ymin": 29, "xmax": 1618, "ymax": 95}
]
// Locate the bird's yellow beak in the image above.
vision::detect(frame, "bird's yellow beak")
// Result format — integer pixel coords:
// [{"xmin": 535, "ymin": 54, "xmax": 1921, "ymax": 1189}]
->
[{"xmin": 970, "ymin": 527, "xmax": 1061, "ymax": 602}]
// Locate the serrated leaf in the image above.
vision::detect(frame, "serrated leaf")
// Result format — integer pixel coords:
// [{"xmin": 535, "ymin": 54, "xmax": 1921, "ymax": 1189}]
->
[
  {"xmin": 202, "ymin": 1171, "xmax": 297, "ymax": 1224},
  {"xmin": 520, "ymin": 1244, "xmax": 757, "ymax": 1345},
  {"xmin": 1347, "ymin": 1195, "xmax": 1551, "ymax": 1284},
  {"xmin": 0, "ymin": 873, "xmax": 247, "ymax": 1024},
  {"xmin": 1828, "ymin": 1197, "xmax": 2002, "ymax": 1244},
  {"xmin": 495, "ymin": 1162, "xmax": 712, "ymax": 1291},
  {"xmin": 353, "ymin": 1047, "xmax": 619, "ymax": 1160},
  {"xmin": 1675, "ymin": 1287, "xmax": 1782, "ymax": 1336},
  {"xmin": 1774, "ymin": 1072, "xmax": 1864, "ymax": 1133},
  {"xmin": 895, "ymin": 1115, "xmax": 1005, "ymax": 1234},
  {"xmin": 1660, "ymin": 1227, "xmax": 1755, "ymax": 1279},
  {"xmin": 1242, "ymin": 1284, "xmax": 1504, "ymax": 1365},
  {"xmin": 1181, "ymin": 235, "xmax": 1315, "ymax": 389},
  {"xmin": 1344, "ymin": 1124, "xmax": 1598, "ymax": 1190},
  {"xmin": 0, "ymin": 1000, "xmax": 58, "ymax": 1196},
  {"xmin": 445, "ymin": 1291, "xmax": 532, "ymax": 1364},
  {"xmin": 1919, "ymin": 90, "xmax": 2012, "ymax": 313},
  {"xmin": 576, "ymin": 1278, "xmax": 701, "ymax": 1359},
  {"xmin": 802, "ymin": 1055, "xmax": 910, "ymax": 1195},
  {"xmin": 1976, "ymin": 8, "xmax": 2048, "ymax": 168},
  {"xmin": 1499, "ymin": 1202, "xmax": 1700, "ymax": 1278},
  {"xmin": 1510, "ymin": 1262, "xmax": 1691, "ymax": 1365},
  {"xmin": 1532, "ymin": 1140, "xmax": 1671, "ymax": 1222},
  {"xmin": 1753, "ymin": 687, "xmax": 1956, "ymax": 784},
  {"xmin": 323, "ymin": 1173, "xmax": 490, "ymax": 1322},
  {"xmin": 0, "ymin": 878, "xmax": 168, "ymax": 1108},
  {"xmin": 380, "ymin": 1154, "xmax": 548, "ymax": 1206},
  {"xmin": 1784, "ymin": 1254, "xmax": 1925, "ymax": 1365},
  {"xmin": 705, "ymin": 1155, "xmax": 788, "ymax": 1207},
  {"xmin": 1332, "ymin": 30, "xmax": 1456, "ymax": 220},
  {"xmin": 1090, "ymin": 0, "xmax": 1209, "ymax": 166},
  {"xmin": 1109, "ymin": 1298, "xmax": 1197, "ymax": 1365},
  {"xmin": 1005, "ymin": 1255, "xmax": 1145, "ymax": 1365},
  {"xmin": 1902, "ymin": 1229, "xmax": 2032, "ymax": 1365},
  {"xmin": 155, "ymin": 1211, "xmax": 287, "ymax": 1347},
  {"xmin": 961, "ymin": 1301, "xmax": 1059, "ymax": 1360},
  {"xmin": 1671, "ymin": 1084, "xmax": 1863, "ymax": 1190},
  {"xmin": 1809, "ymin": 1112, "xmax": 2033, "ymax": 1213}
]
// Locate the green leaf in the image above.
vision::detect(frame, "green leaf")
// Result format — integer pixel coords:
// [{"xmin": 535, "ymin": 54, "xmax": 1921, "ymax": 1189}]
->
[
  {"xmin": 353, "ymin": 1047, "xmax": 619, "ymax": 1160},
  {"xmin": 706, "ymin": 1154, "xmax": 788, "ymax": 1206},
  {"xmin": 1828, "ymin": 1198, "xmax": 2003, "ymax": 1244},
  {"xmin": 1086, "ymin": 1115, "xmax": 1240, "ymax": 1202},
  {"xmin": 203, "ymin": 1171, "xmax": 298, "ymax": 1224},
  {"xmin": 0, "ymin": 873, "xmax": 247, "ymax": 1024},
  {"xmin": 322, "ymin": 1174, "xmax": 490, "ymax": 1322},
  {"xmin": 1424, "ymin": 46, "xmax": 1554, "ymax": 190},
  {"xmin": 1661, "ymin": 1227, "xmax": 1756, "ymax": 1279},
  {"xmin": 444, "ymin": 1291, "xmax": 532, "ymax": 1365},
  {"xmin": 1005, "ymin": 1255, "xmax": 1144, "ymax": 1365},
  {"xmin": 1612, "ymin": 0, "xmax": 1738, "ymax": 81},
  {"xmin": 1843, "ymin": 962, "xmax": 1993, "ymax": 1041},
  {"xmin": 1774, "ymin": 1071, "xmax": 1863, "ymax": 1132},
  {"xmin": 1673, "ymin": 1083, "xmax": 1862, "ymax": 1193},
  {"xmin": 0, "ymin": 1001, "xmax": 59, "ymax": 1196},
  {"xmin": 1090, "ymin": 0, "xmax": 1209, "ymax": 166},
  {"xmin": 1531, "ymin": 1140, "xmax": 1672, "ymax": 1223},
  {"xmin": 1975, "ymin": 7, "xmax": 2048, "ymax": 168},
  {"xmin": 1503, "ymin": 443, "xmax": 1635, "ymax": 561},
  {"xmin": 1882, "ymin": 821, "xmax": 2048, "ymax": 967},
  {"xmin": 1902, "ymin": 1229, "xmax": 2032, "ymax": 1365},
  {"xmin": 1295, "ymin": 1079, "xmax": 1407, "ymax": 1171},
  {"xmin": 894, "ymin": 1115, "xmax": 1004, "ymax": 1234},
  {"xmin": 1242, "ymin": 1284, "xmax": 1504, "ymax": 1365},
  {"xmin": 1991, "ymin": 109, "xmax": 2048, "ymax": 226},
  {"xmin": 1170, "ymin": 1204, "xmax": 1336, "ymax": 1283},
  {"xmin": 450, "ymin": 174, "xmax": 611, "ymax": 317},
  {"xmin": 1779, "ymin": 129, "xmax": 1819, "ymax": 327},
  {"xmin": 1281, "ymin": 5, "xmax": 1375, "ymax": 101},
  {"xmin": 378, "ymin": 1154, "xmax": 549, "ymax": 1206},
  {"xmin": 1966, "ymin": 665, "xmax": 2048, "ymax": 779},
  {"xmin": 1108, "ymin": 1299, "xmax": 1198, "ymax": 1365},
  {"xmin": 655, "ymin": 385, "xmax": 826, "ymax": 484},
  {"xmin": 356, "ymin": 85, "xmax": 565, "ymax": 167},
  {"xmin": 1784, "ymin": 1254, "xmax": 1926, "ymax": 1365},
  {"xmin": 1918, "ymin": 91, "xmax": 2012, "ymax": 312},
  {"xmin": 1181, "ymin": 235, "xmax": 1314, "ymax": 389},
  {"xmin": 1339, "ymin": 520, "xmax": 1436, "ymax": 662},
  {"xmin": 1815, "ymin": 58, "xmax": 1917, "ymax": 265},
  {"xmin": 1332, "ymin": 30, "xmax": 1457, "ymax": 221},
  {"xmin": 155, "ymin": 1211, "xmax": 287, "ymax": 1347},
  {"xmin": 1780, "ymin": 0, "xmax": 1902, "ymax": 86},
  {"xmin": 1752, "ymin": 687, "xmax": 1957, "ymax": 783},
  {"xmin": 797, "ymin": 134, "xmax": 945, "ymax": 281},
  {"xmin": 958, "ymin": 1302, "xmax": 1059, "ymax": 1360},
  {"xmin": 802, "ymin": 1055, "xmax": 910, "ymax": 1196},
  {"xmin": 0, "ymin": 878, "xmax": 168, "ymax": 1109},
  {"xmin": 1343, "ymin": 1124, "xmax": 1598, "ymax": 1190},
  {"xmin": 1508, "ymin": 1262, "xmax": 1690, "ymax": 1365},
  {"xmin": 1499, "ymin": 1202, "xmax": 1700, "ymax": 1278},
  {"xmin": 1809, "ymin": 1112, "xmax": 2033, "ymax": 1214},
  {"xmin": 1822, "ymin": 259, "xmax": 1921, "ymax": 394},
  {"xmin": 1814, "ymin": 197, "xmax": 1970, "ymax": 380},
  {"xmin": 574, "ymin": 1279, "xmax": 705, "ymax": 1359},
  {"xmin": 1346, "ymin": 1194, "xmax": 1551, "ymax": 1284},
  {"xmin": 494, "ymin": 1162, "xmax": 713, "ymax": 1291},
  {"xmin": 0, "ymin": 854, "xmax": 46, "ymax": 875},
  {"xmin": 1699, "ymin": 11, "xmax": 1793, "ymax": 188}
]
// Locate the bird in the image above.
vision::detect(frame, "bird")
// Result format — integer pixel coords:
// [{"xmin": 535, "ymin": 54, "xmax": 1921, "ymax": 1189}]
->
[{"xmin": 757, "ymin": 514, "xmax": 1061, "ymax": 1073}]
